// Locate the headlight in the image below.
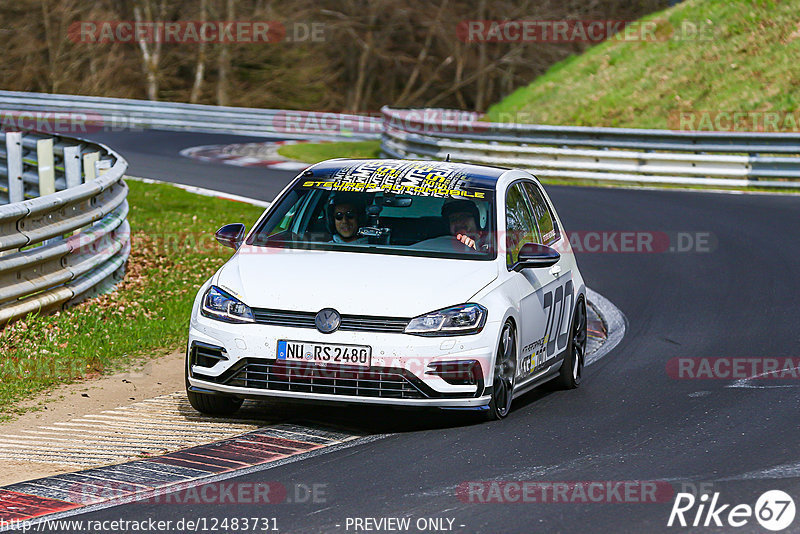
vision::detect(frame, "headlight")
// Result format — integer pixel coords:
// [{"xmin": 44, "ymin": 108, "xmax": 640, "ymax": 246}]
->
[
  {"xmin": 404, "ymin": 303, "xmax": 487, "ymax": 336},
  {"xmin": 201, "ymin": 286, "xmax": 254, "ymax": 323}
]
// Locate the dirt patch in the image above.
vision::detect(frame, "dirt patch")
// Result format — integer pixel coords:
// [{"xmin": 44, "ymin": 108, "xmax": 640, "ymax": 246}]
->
[{"xmin": 0, "ymin": 350, "xmax": 185, "ymax": 486}]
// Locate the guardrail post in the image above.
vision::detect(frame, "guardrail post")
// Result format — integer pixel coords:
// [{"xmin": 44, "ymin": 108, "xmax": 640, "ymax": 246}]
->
[
  {"xmin": 5, "ymin": 132, "xmax": 23, "ymax": 203},
  {"xmin": 96, "ymin": 159, "xmax": 112, "ymax": 176},
  {"xmin": 83, "ymin": 152, "xmax": 100, "ymax": 181},
  {"xmin": 63, "ymin": 145, "xmax": 82, "ymax": 188},
  {"xmin": 37, "ymin": 138, "xmax": 55, "ymax": 196}
]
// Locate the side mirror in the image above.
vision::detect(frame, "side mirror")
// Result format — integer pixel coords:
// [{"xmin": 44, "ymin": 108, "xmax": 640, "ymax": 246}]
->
[
  {"xmin": 512, "ymin": 243, "xmax": 560, "ymax": 271},
  {"xmin": 215, "ymin": 223, "xmax": 246, "ymax": 250}
]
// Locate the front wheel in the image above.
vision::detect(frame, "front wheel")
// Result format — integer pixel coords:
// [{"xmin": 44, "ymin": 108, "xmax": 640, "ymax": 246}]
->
[
  {"xmin": 483, "ymin": 321, "xmax": 516, "ymax": 421},
  {"xmin": 556, "ymin": 298, "xmax": 587, "ymax": 389}
]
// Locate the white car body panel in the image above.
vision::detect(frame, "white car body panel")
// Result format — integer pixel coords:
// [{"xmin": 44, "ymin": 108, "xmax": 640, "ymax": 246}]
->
[
  {"xmin": 215, "ymin": 248, "xmax": 499, "ymax": 318},
  {"xmin": 187, "ymin": 161, "xmax": 586, "ymax": 410}
]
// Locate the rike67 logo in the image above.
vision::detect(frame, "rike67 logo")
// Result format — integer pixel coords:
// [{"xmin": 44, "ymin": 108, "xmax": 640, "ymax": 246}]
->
[{"xmin": 668, "ymin": 490, "xmax": 795, "ymax": 531}]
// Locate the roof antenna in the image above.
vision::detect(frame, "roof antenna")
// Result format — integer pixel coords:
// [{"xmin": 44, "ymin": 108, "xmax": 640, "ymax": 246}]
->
[{"xmin": 445, "ymin": 153, "xmax": 451, "ymax": 162}]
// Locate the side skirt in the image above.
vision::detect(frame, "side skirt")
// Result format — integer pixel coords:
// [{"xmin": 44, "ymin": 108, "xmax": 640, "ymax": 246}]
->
[{"xmin": 511, "ymin": 355, "xmax": 566, "ymax": 399}]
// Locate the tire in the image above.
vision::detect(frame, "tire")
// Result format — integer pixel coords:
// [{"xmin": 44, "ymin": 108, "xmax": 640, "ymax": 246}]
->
[
  {"xmin": 556, "ymin": 298, "xmax": 587, "ymax": 389},
  {"xmin": 483, "ymin": 321, "xmax": 517, "ymax": 421},
  {"xmin": 186, "ymin": 379, "xmax": 244, "ymax": 416}
]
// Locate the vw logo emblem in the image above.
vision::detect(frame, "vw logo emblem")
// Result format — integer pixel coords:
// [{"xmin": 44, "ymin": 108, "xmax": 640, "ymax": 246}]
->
[{"xmin": 315, "ymin": 308, "xmax": 341, "ymax": 334}]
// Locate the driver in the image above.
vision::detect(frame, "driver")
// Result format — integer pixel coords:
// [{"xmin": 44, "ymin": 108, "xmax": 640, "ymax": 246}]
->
[
  {"xmin": 328, "ymin": 195, "xmax": 368, "ymax": 244},
  {"xmin": 442, "ymin": 199, "xmax": 486, "ymax": 250}
]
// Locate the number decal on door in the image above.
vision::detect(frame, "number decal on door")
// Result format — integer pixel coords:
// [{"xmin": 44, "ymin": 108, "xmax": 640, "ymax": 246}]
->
[{"xmin": 542, "ymin": 280, "xmax": 574, "ymax": 358}]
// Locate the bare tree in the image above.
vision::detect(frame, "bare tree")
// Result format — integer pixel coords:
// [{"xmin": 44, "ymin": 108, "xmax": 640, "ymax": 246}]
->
[
  {"xmin": 134, "ymin": 0, "xmax": 166, "ymax": 101},
  {"xmin": 0, "ymin": 0, "xmax": 671, "ymax": 110},
  {"xmin": 39, "ymin": 0, "xmax": 86, "ymax": 93},
  {"xmin": 189, "ymin": 0, "xmax": 207, "ymax": 103},
  {"xmin": 216, "ymin": 0, "xmax": 233, "ymax": 105}
]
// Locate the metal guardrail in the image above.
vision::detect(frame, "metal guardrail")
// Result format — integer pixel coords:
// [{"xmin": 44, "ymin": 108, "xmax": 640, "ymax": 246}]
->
[
  {"xmin": 4, "ymin": 92, "xmax": 799, "ymax": 188},
  {"xmin": 0, "ymin": 90, "xmax": 382, "ymax": 140},
  {"xmin": 0, "ymin": 95, "xmax": 795, "ymax": 327},
  {"xmin": 380, "ymin": 107, "xmax": 800, "ymax": 188},
  {"xmin": 0, "ymin": 130, "xmax": 129, "ymax": 325}
]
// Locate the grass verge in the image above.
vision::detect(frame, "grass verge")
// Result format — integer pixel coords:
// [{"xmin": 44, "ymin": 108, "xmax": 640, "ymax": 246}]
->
[
  {"xmin": 0, "ymin": 180, "xmax": 265, "ymax": 421},
  {"xmin": 277, "ymin": 140, "xmax": 381, "ymax": 163}
]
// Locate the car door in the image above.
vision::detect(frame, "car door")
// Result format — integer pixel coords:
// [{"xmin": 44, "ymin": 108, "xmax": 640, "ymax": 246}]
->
[
  {"xmin": 506, "ymin": 181, "xmax": 572, "ymax": 383},
  {"xmin": 521, "ymin": 181, "xmax": 575, "ymax": 366},
  {"xmin": 505, "ymin": 181, "xmax": 550, "ymax": 383}
]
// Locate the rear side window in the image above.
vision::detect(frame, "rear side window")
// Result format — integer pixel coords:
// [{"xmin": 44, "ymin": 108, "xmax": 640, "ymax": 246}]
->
[{"xmin": 522, "ymin": 182, "xmax": 559, "ymax": 245}]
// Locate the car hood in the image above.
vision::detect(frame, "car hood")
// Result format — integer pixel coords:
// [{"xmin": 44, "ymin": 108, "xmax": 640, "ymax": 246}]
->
[{"xmin": 215, "ymin": 246, "xmax": 499, "ymax": 317}]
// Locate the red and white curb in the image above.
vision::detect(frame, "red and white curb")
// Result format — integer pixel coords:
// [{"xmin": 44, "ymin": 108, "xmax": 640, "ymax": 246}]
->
[
  {"xmin": 585, "ymin": 288, "xmax": 627, "ymax": 366},
  {"xmin": 0, "ymin": 425, "xmax": 370, "ymax": 526},
  {"xmin": 585, "ymin": 300, "xmax": 608, "ymax": 357},
  {"xmin": 180, "ymin": 140, "xmax": 310, "ymax": 171}
]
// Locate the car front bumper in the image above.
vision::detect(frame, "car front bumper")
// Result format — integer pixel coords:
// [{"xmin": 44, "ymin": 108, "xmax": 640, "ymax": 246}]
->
[{"xmin": 187, "ymin": 311, "xmax": 499, "ymax": 408}]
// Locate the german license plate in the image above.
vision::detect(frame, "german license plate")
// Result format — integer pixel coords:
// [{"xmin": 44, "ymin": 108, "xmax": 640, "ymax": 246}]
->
[{"xmin": 277, "ymin": 340, "xmax": 372, "ymax": 367}]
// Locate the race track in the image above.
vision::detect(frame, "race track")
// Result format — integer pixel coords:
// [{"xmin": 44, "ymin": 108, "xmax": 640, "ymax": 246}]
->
[{"xmin": 57, "ymin": 131, "xmax": 800, "ymax": 533}]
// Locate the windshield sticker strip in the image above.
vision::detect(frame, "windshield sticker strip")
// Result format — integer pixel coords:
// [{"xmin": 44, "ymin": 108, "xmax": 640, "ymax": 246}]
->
[{"xmin": 302, "ymin": 160, "xmax": 492, "ymax": 198}]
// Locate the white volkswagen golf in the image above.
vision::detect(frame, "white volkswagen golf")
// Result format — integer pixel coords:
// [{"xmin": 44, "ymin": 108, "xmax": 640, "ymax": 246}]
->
[{"xmin": 186, "ymin": 159, "xmax": 587, "ymax": 420}]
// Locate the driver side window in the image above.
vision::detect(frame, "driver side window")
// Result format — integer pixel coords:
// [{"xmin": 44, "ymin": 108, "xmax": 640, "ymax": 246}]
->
[{"xmin": 506, "ymin": 183, "xmax": 541, "ymax": 268}]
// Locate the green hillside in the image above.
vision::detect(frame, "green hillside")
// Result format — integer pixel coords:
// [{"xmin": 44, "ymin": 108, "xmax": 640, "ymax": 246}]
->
[{"xmin": 486, "ymin": 0, "xmax": 800, "ymax": 130}]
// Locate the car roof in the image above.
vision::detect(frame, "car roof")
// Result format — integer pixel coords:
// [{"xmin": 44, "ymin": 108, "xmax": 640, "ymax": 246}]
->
[{"xmin": 304, "ymin": 158, "xmax": 509, "ymax": 191}]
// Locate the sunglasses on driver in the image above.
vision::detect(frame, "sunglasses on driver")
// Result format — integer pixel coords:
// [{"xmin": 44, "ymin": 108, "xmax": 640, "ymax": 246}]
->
[{"xmin": 335, "ymin": 211, "xmax": 357, "ymax": 221}]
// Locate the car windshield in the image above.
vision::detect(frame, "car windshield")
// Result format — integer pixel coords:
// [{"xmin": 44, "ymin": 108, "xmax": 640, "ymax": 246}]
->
[{"xmin": 248, "ymin": 163, "xmax": 496, "ymax": 260}]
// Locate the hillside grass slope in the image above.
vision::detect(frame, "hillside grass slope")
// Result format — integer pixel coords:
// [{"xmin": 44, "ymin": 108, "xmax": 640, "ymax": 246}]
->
[{"xmin": 486, "ymin": 0, "xmax": 800, "ymax": 129}]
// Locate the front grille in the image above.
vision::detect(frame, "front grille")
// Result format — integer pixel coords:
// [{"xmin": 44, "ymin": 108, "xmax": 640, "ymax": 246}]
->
[
  {"xmin": 223, "ymin": 360, "xmax": 427, "ymax": 399},
  {"xmin": 251, "ymin": 308, "xmax": 409, "ymax": 334},
  {"xmin": 252, "ymin": 309, "xmax": 316, "ymax": 328}
]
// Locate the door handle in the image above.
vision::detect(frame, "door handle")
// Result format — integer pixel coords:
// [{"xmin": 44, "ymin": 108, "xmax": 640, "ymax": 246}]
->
[{"xmin": 549, "ymin": 265, "xmax": 562, "ymax": 277}]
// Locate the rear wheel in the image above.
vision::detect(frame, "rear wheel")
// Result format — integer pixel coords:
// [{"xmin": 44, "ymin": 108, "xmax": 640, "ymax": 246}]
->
[
  {"xmin": 186, "ymin": 378, "xmax": 244, "ymax": 416},
  {"xmin": 483, "ymin": 321, "xmax": 516, "ymax": 421},
  {"xmin": 556, "ymin": 299, "xmax": 587, "ymax": 389}
]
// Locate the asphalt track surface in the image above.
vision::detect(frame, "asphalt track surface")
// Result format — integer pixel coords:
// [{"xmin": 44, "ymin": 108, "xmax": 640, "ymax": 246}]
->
[
  {"xmin": 89, "ymin": 130, "xmax": 290, "ymax": 201},
  {"xmin": 60, "ymin": 131, "xmax": 800, "ymax": 533}
]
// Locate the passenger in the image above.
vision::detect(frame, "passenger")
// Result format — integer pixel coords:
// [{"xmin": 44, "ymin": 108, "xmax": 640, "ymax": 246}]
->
[
  {"xmin": 442, "ymin": 199, "xmax": 485, "ymax": 250},
  {"xmin": 328, "ymin": 197, "xmax": 368, "ymax": 244}
]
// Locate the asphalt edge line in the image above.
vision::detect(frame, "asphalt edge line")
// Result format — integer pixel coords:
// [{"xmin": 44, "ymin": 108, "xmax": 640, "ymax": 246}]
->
[
  {"xmin": 0, "ymin": 434, "xmax": 387, "ymax": 531},
  {"xmin": 585, "ymin": 288, "xmax": 627, "ymax": 366}
]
